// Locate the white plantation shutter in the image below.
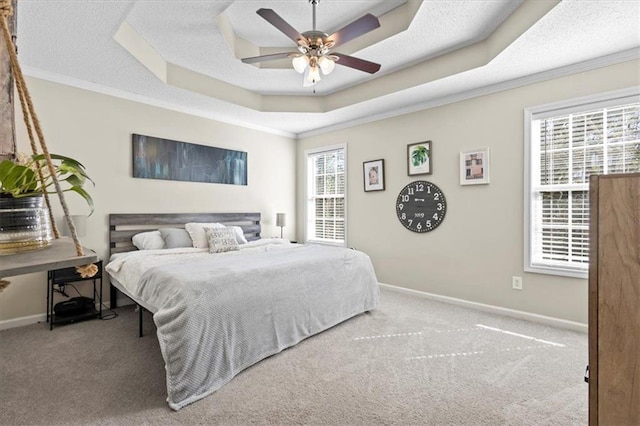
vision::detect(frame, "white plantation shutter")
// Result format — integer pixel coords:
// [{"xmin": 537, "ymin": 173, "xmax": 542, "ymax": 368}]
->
[
  {"xmin": 306, "ymin": 145, "xmax": 346, "ymax": 245},
  {"xmin": 527, "ymin": 92, "xmax": 640, "ymax": 276}
]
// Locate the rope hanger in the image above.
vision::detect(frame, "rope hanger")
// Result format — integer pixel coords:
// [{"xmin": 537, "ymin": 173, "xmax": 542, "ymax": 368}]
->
[{"xmin": 0, "ymin": 0, "xmax": 97, "ymax": 289}]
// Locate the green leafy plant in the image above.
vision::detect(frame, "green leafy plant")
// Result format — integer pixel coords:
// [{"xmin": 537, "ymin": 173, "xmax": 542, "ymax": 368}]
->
[
  {"xmin": 0, "ymin": 153, "xmax": 94, "ymax": 215},
  {"xmin": 411, "ymin": 145, "xmax": 429, "ymax": 167}
]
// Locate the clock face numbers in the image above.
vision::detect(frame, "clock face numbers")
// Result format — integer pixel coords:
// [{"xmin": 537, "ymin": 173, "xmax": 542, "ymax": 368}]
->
[{"xmin": 396, "ymin": 181, "xmax": 446, "ymax": 233}]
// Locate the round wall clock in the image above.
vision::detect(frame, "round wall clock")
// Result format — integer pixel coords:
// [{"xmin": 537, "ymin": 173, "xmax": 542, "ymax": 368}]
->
[{"xmin": 396, "ymin": 181, "xmax": 447, "ymax": 233}]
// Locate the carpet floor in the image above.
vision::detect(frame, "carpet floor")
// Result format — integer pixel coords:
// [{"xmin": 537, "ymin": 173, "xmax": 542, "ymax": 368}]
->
[{"xmin": 0, "ymin": 288, "xmax": 588, "ymax": 425}]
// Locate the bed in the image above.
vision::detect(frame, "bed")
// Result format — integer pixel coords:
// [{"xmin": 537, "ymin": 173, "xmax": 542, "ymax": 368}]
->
[{"xmin": 106, "ymin": 213, "xmax": 380, "ymax": 410}]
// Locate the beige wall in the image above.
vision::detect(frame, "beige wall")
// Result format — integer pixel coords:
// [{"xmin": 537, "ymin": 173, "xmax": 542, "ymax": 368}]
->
[
  {"xmin": 297, "ymin": 59, "xmax": 640, "ymax": 324},
  {"xmin": 0, "ymin": 77, "xmax": 296, "ymax": 323},
  {"xmin": 3, "ymin": 60, "xmax": 638, "ymax": 325}
]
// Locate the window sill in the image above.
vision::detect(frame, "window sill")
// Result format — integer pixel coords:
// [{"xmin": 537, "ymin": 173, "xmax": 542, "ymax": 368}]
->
[
  {"xmin": 306, "ymin": 239, "xmax": 346, "ymax": 248},
  {"xmin": 524, "ymin": 264, "xmax": 588, "ymax": 279}
]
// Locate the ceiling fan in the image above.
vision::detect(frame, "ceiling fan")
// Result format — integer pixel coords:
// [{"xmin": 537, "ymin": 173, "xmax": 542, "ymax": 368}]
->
[{"xmin": 241, "ymin": 0, "xmax": 381, "ymax": 87}]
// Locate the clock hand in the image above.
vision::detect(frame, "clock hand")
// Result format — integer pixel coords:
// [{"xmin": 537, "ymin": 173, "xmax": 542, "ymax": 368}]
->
[{"xmin": 414, "ymin": 198, "xmax": 425, "ymax": 202}]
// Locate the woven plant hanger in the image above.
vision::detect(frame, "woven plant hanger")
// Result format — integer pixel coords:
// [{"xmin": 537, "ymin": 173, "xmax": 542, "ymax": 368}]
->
[{"xmin": 0, "ymin": 0, "xmax": 97, "ymax": 291}]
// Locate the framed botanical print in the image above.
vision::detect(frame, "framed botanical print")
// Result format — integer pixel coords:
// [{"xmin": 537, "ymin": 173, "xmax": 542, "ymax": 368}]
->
[
  {"xmin": 407, "ymin": 141, "xmax": 432, "ymax": 176},
  {"xmin": 363, "ymin": 159, "xmax": 385, "ymax": 192},
  {"xmin": 460, "ymin": 147, "xmax": 490, "ymax": 185}
]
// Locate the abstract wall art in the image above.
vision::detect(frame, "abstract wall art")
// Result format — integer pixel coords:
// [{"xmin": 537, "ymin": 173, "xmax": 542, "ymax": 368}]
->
[{"xmin": 132, "ymin": 134, "xmax": 247, "ymax": 186}]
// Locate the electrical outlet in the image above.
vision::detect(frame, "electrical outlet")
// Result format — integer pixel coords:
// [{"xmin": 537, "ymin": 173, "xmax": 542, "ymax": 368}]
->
[{"xmin": 512, "ymin": 276, "xmax": 523, "ymax": 290}]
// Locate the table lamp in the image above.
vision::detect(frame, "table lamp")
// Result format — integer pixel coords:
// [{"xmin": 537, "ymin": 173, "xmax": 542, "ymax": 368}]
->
[{"xmin": 276, "ymin": 213, "xmax": 286, "ymax": 239}]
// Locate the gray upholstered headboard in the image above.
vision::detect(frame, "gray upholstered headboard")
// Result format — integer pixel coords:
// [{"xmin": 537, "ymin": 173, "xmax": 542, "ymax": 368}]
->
[{"xmin": 109, "ymin": 212, "xmax": 261, "ymax": 256}]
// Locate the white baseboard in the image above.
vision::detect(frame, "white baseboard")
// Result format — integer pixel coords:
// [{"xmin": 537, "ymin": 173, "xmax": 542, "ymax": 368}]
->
[
  {"xmin": 0, "ymin": 313, "xmax": 47, "ymax": 331},
  {"xmin": 378, "ymin": 283, "xmax": 588, "ymax": 333},
  {"xmin": 2, "ymin": 284, "xmax": 587, "ymax": 333},
  {"xmin": 0, "ymin": 301, "xmax": 122, "ymax": 331}
]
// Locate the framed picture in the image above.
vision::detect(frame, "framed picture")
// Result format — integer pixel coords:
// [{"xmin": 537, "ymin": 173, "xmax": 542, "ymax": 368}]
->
[
  {"xmin": 407, "ymin": 141, "xmax": 432, "ymax": 176},
  {"xmin": 363, "ymin": 159, "xmax": 385, "ymax": 192},
  {"xmin": 460, "ymin": 148, "xmax": 490, "ymax": 185}
]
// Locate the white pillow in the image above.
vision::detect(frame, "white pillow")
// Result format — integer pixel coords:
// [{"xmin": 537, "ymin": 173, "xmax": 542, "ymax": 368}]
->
[
  {"xmin": 132, "ymin": 230, "xmax": 165, "ymax": 250},
  {"xmin": 185, "ymin": 222, "xmax": 224, "ymax": 248},
  {"xmin": 205, "ymin": 227, "xmax": 239, "ymax": 253},
  {"xmin": 229, "ymin": 226, "xmax": 248, "ymax": 245}
]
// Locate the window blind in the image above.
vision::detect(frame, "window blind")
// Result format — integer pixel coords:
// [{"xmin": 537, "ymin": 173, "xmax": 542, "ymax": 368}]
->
[
  {"xmin": 307, "ymin": 148, "xmax": 345, "ymax": 243},
  {"xmin": 530, "ymin": 102, "xmax": 640, "ymax": 272}
]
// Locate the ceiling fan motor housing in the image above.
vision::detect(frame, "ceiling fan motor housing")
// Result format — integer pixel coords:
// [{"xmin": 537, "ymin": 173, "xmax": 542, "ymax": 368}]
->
[{"xmin": 300, "ymin": 31, "xmax": 332, "ymax": 56}]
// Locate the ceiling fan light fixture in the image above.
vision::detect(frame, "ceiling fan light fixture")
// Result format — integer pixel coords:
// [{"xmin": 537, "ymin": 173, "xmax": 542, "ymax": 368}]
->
[
  {"xmin": 297, "ymin": 42, "xmax": 308, "ymax": 54},
  {"xmin": 307, "ymin": 65, "xmax": 321, "ymax": 83},
  {"xmin": 302, "ymin": 66, "xmax": 319, "ymax": 87},
  {"xmin": 318, "ymin": 55, "xmax": 335, "ymax": 75},
  {"xmin": 292, "ymin": 55, "xmax": 309, "ymax": 73}
]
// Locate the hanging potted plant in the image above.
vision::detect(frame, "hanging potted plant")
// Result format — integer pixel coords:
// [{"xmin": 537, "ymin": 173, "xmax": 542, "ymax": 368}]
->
[{"xmin": 0, "ymin": 152, "xmax": 94, "ymax": 255}]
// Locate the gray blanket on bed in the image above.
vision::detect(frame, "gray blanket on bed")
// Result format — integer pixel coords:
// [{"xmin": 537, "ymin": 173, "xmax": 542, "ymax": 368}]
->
[{"xmin": 109, "ymin": 243, "xmax": 379, "ymax": 410}]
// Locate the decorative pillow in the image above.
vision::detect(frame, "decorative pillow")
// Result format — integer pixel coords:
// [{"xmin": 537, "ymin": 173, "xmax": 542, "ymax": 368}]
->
[
  {"xmin": 205, "ymin": 227, "xmax": 239, "ymax": 253},
  {"xmin": 185, "ymin": 222, "xmax": 224, "ymax": 249},
  {"xmin": 228, "ymin": 226, "xmax": 248, "ymax": 245},
  {"xmin": 159, "ymin": 228, "xmax": 193, "ymax": 249},
  {"xmin": 132, "ymin": 230, "xmax": 165, "ymax": 250}
]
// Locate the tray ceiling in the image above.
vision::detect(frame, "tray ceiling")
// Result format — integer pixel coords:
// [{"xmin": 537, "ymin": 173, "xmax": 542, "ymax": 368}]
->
[{"xmin": 16, "ymin": 0, "xmax": 640, "ymax": 137}]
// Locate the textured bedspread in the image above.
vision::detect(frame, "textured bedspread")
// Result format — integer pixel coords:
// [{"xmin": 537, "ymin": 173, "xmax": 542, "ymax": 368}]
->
[{"xmin": 106, "ymin": 240, "xmax": 380, "ymax": 410}]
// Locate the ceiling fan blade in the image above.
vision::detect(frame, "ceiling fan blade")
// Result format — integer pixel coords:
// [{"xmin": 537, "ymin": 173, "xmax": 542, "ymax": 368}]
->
[
  {"xmin": 257, "ymin": 9, "xmax": 304, "ymax": 44},
  {"xmin": 333, "ymin": 53, "xmax": 381, "ymax": 74},
  {"xmin": 328, "ymin": 14, "xmax": 380, "ymax": 48},
  {"xmin": 241, "ymin": 52, "xmax": 296, "ymax": 64}
]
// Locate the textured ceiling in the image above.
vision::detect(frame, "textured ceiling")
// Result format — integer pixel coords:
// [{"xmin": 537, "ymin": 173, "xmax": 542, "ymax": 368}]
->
[
  {"xmin": 225, "ymin": 1, "xmax": 404, "ymax": 47},
  {"xmin": 16, "ymin": 0, "xmax": 640, "ymax": 137}
]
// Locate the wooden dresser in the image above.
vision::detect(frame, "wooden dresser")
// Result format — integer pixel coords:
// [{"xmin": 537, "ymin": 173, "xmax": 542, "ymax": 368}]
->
[{"xmin": 588, "ymin": 173, "xmax": 640, "ymax": 426}]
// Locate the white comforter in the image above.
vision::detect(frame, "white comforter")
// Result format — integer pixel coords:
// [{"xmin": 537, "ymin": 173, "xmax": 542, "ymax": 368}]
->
[{"xmin": 106, "ymin": 240, "xmax": 380, "ymax": 410}]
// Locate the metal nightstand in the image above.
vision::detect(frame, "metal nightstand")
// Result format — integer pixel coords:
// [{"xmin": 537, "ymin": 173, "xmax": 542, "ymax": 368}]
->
[{"xmin": 46, "ymin": 260, "xmax": 102, "ymax": 330}]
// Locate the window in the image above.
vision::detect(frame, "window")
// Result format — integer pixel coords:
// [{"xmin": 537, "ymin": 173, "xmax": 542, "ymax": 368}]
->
[
  {"xmin": 525, "ymin": 89, "xmax": 640, "ymax": 277},
  {"xmin": 305, "ymin": 145, "xmax": 346, "ymax": 245}
]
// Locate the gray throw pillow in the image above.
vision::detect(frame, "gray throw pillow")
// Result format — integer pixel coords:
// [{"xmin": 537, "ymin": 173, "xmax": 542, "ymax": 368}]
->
[
  {"xmin": 205, "ymin": 227, "xmax": 239, "ymax": 253},
  {"xmin": 159, "ymin": 228, "xmax": 193, "ymax": 249}
]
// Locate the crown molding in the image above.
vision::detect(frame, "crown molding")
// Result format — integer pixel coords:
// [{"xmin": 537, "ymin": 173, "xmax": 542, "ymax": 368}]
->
[
  {"xmin": 22, "ymin": 48, "xmax": 638, "ymax": 140},
  {"xmin": 115, "ymin": 0, "xmax": 561, "ymax": 113},
  {"xmin": 21, "ymin": 66, "xmax": 296, "ymax": 139},
  {"xmin": 297, "ymin": 48, "xmax": 640, "ymax": 139}
]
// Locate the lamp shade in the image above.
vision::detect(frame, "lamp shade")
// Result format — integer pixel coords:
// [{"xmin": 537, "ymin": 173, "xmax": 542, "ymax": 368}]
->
[
  {"xmin": 307, "ymin": 65, "xmax": 321, "ymax": 83},
  {"xmin": 276, "ymin": 213, "xmax": 286, "ymax": 227},
  {"xmin": 318, "ymin": 55, "xmax": 335, "ymax": 75},
  {"xmin": 292, "ymin": 55, "xmax": 309, "ymax": 73}
]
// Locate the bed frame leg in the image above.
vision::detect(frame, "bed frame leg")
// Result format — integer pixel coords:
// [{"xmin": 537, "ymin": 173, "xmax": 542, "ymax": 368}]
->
[
  {"xmin": 110, "ymin": 283, "xmax": 118, "ymax": 309},
  {"xmin": 138, "ymin": 304, "xmax": 143, "ymax": 338}
]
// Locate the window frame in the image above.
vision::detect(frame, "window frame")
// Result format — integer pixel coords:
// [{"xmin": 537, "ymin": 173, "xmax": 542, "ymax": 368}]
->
[
  {"xmin": 524, "ymin": 87, "xmax": 640, "ymax": 278},
  {"xmin": 304, "ymin": 144, "xmax": 348, "ymax": 247}
]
